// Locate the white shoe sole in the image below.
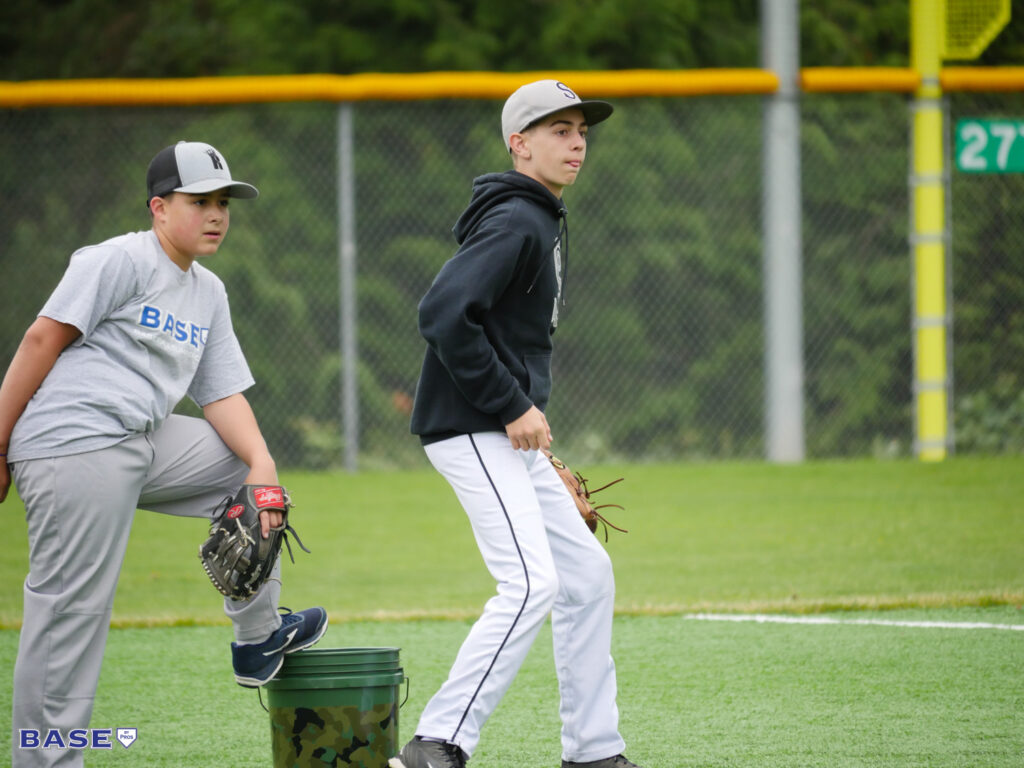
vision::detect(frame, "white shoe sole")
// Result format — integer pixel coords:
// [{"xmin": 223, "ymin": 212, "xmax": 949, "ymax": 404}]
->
[{"xmin": 233, "ymin": 654, "xmax": 285, "ymax": 688}]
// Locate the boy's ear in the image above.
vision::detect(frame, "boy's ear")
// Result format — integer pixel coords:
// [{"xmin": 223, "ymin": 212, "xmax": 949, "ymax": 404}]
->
[{"xmin": 509, "ymin": 132, "xmax": 530, "ymax": 161}]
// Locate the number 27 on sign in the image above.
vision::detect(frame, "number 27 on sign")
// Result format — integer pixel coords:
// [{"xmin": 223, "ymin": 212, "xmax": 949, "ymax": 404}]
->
[{"xmin": 955, "ymin": 119, "xmax": 1024, "ymax": 173}]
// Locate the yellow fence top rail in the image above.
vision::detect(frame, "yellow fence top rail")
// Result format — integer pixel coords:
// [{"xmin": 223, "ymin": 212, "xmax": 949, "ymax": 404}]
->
[
  {"xmin": 0, "ymin": 68, "xmax": 1021, "ymax": 107},
  {"xmin": 801, "ymin": 67, "xmax": 920, "ymax": 92},
  {"xmin": 941, "ymin": 66, "xmax": 1024, "ymax": 90},
  {"xmin": 0, "ymin": 70, "xmax": 776, "ymax": 107}
]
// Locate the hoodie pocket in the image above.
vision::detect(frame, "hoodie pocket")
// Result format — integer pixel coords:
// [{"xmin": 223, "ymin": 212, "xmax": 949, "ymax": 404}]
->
[{"xmin": 523, "ymin": 353, "xmax": 553, "ymax": 410}]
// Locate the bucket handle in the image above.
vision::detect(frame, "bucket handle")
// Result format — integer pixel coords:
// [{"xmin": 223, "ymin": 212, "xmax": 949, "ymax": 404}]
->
[
  {"xmin": 401, "ymin": 676, "xmax": 410, "ymax": 708},
  {"xmin": 257, "ymin": 687, "xmax": 269, "ymax": 713}
]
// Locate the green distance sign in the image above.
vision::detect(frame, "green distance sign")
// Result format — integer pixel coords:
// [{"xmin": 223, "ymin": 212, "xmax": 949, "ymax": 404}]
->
[{"xmin": 955, "ymin": 118, "xmax": 1024, "ymax": 173}]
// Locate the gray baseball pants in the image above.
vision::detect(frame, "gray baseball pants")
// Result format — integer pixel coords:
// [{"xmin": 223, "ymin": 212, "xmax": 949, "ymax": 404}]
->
[{"xmin": 10, "ymin": 415, "xmax": 282, "ymax": 768}]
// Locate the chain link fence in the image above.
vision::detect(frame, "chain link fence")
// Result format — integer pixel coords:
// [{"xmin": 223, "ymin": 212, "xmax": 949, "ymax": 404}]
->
[
  {"xmin": 1, "ymin": 90, "xmax": 1020, "ymax": 469},
  {"xmin": 948, "ymin": 91, "xmax": 1024, "ymax": 455}
]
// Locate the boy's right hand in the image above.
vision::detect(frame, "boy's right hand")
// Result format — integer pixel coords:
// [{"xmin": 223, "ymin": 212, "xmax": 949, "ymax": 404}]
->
[{"xmin": 505, "ymin": 406, "xmax": 552, "ymax": 452}]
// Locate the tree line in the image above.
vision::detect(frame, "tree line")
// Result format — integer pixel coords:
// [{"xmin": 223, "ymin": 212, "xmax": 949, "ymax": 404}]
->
[{"xmin": 3, "ymin": 1, "xmax": 1023, "ymax": 81}]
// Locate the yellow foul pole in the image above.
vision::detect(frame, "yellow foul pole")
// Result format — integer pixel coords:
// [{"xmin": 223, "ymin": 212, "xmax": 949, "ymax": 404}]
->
[{"xmin": 910, "ymin": 0, "xmax": 948, "ymax": 461}]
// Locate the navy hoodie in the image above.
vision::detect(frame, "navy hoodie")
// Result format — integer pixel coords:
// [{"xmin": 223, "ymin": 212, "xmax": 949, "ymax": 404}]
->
[{"xmin": 411, "ymin": 170, "xmax": 568, "ymax": 443}]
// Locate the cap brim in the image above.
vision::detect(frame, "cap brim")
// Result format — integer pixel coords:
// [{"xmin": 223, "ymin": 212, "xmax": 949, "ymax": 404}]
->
[
  {"xmin": 174, "ymin": 180, "xmax": 259, "ymax": 199},
  {"xmin": 580, "ymin": 100, "xmax": 614, "ymax": 127}
]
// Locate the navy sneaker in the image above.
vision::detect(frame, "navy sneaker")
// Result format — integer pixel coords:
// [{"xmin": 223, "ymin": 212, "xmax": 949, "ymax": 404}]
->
[{"xmin": 231, "ymin": 607, "xmax": 328, "ymax": 687}]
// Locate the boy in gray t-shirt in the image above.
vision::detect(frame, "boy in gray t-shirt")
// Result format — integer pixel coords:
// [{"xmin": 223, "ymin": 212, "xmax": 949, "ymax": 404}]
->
[{"xmin": 0, "ymin": 141, "xmax": 326, "ymax": 768}]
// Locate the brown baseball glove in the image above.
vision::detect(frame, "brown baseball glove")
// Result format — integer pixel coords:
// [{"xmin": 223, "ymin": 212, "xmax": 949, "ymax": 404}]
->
[{"xmin": 544, "ymin": 450, "xmax": 627, "ymax": 541}]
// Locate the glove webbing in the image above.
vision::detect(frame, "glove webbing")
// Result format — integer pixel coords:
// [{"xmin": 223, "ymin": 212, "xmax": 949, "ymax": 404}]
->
[
  {"xmin": 575, "ymin": 472, "xmax": 629, "ymax": 541},
  {"xmin": 275, "ymin": 522, "xmax": 311, "ymax": 563}
]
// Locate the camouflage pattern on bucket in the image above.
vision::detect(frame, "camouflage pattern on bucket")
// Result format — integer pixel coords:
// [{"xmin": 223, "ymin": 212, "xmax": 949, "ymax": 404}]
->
[{"xmin": 270, "ymin": 701, "xmax": 397, "ymax": 768}]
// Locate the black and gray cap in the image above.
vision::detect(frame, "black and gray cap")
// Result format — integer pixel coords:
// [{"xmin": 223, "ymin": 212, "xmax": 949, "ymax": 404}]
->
[
  {"xmin": 501, "ymin": 80, "xmax": 613, "ymax": 151},
  {"xmin": 146, "ymin": 141, "xmax": 259, "ymax": 203}
]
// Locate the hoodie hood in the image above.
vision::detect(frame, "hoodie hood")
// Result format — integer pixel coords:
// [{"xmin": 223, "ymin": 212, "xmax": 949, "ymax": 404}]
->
[
  {"xmin": 453, "ymin": 170, "xmax": 572, "ymax": 306},
  {"xmin": 453, "ymin": 170, "xmax": 566, "ymax": 244}
]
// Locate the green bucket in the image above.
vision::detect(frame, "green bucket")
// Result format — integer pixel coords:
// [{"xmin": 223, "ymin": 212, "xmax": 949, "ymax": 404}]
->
[{"xmin": 266, "ymin": 647, "xmax": 405, "ymax": 768}]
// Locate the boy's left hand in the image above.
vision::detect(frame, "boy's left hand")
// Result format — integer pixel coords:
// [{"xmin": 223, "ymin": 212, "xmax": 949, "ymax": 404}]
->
[
  {"xmin": 200, "ymin": 483, "xmax": 294, "ymax": 600},
  {"xmin": 244, "ymin": 460, "xmax": 280, "ymax": 538},
  {"xmin": 260, "ymin": 510, "xmax": 283, "ymax": 538}
]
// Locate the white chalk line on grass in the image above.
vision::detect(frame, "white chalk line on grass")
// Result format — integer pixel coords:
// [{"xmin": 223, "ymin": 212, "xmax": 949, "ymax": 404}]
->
[{"xmin": 684, "ymin": 613, "xmax": 1024, "ymax": 631}]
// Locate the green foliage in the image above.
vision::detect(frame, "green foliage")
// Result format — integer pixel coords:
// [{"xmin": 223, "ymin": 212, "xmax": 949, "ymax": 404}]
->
[
  {"xmin": 3, "ymin": 90, "xmax": 1022, "ymax": 464},
  {"xmin": 955, "ymin": 373, "xmax": 1024, "ymax": 453},
  {"xmin": 800, "ymin": 0, "xmax": 909, "ymax": 66},
  {"xmin": 3, "ymin": 7, "xmax": 1024, "ymax": 463},
  {"xmin": 5, "ymin": 0, "xmax": 1024, "ymax": 81},
  {"xmin": 802, "ymin": 94, "xmax": 913, "ymax": 456},
  {"xmin": 0, "ymin": 0, "xmax": 764, "ymax": 79},
  {"xmin": 547, "ymin": 97, "xmax": 766, "ymax": 459}
]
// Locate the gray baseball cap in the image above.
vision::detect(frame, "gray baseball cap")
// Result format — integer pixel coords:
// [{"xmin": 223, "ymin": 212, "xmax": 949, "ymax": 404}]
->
[
  {"xmin": 501, "ymin": 80, "xmax": 613, "ymax": 151},
  {"xmin": 146, "ymin": 141, "xmax": 259, "ymax": 203}
]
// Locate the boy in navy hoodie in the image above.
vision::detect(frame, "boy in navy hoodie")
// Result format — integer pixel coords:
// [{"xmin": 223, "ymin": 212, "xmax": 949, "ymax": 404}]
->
[{"xmin": 392, "ymin": 81, "xmax": 643, "ymax": 768}]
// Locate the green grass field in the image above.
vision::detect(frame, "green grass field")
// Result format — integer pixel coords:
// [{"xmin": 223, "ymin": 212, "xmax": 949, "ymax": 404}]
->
[{"xmin": 1, "ymin": 456, "xmax": 1022, "ymax": 766}]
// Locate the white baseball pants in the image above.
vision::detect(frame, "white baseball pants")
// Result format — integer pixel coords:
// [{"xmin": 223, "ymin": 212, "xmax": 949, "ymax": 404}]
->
[
  {"xmin": 415, "ymin": 432, "xmax": 626, "ymax": 763},
  {"xmin": 10, "ymin": 415, "xmax": 282, "ymax": 768}
]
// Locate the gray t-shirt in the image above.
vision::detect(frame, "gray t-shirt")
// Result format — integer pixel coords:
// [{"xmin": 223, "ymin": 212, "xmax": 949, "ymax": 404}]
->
[{"xmin": 9, "ymin": 230, "xmax": 254, "ymax": 461}]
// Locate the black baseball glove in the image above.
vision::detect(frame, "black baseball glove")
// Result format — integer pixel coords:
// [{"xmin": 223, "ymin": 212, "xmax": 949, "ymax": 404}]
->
[{"xmin": 199, "ymin": 484, "xmax": 309, "ymax": 600}]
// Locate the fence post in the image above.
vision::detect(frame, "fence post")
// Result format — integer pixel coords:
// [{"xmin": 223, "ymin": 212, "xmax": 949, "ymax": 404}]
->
[
  {"xmin": 761, "ymin": 0, "xmax": 805, "ymax": 462},
  {"xmin": 909, "ymin": 0, "xmax": 949, "ymax": 461},
  {"xmin": 338, "ymin": 103, "xmax": 359, "ymax": 471}
]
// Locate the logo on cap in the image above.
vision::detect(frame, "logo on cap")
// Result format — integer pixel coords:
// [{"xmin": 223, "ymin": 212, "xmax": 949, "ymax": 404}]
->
[
  {"xmin": 555, "ymin": 82, "xmax": 578, "ymax": 100},
  {"xmin": 206, "ymin": 149, "xmax": 224, "ymax": 170}
]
